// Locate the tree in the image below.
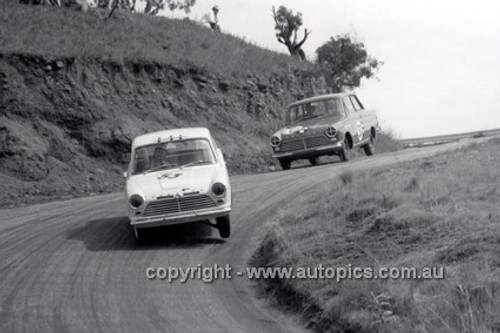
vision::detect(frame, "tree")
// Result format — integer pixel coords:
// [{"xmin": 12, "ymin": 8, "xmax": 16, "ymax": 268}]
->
[
  {"xmin": 272, "ymin": 5, "xmax": 311, "ymax": 61},
  {"xmin": 316, "ymin": 35, "xmax": 382, "ymax": 92},
  {"xmin": 144, "ymin": 0, "xmax": 196, "ymax": 15}
]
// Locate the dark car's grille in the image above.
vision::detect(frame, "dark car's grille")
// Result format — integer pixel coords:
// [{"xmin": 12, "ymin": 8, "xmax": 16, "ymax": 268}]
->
[
  {"xmin": 305, "ymin": 136, "xmax": 331, "ymax": 148},
  {"xmin": 280, "ymin": 135, "xmax": 331, "ymax": 152},
  {"xmin": 143, "ymin": 194, "xmax": 217, "ymax": 217},
  {"xmin": 281, "ymin": 138, "xmax": 305, "ymax": 152}
]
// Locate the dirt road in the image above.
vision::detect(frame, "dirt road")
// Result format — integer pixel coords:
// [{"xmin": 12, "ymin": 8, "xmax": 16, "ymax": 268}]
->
[{"xmin": 0, "ymin": 139, "xmax": 484, "ymax": 332}]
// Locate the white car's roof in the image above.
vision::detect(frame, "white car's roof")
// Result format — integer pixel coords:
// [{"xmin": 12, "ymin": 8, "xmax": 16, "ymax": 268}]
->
[
  {"xmin": 132, "ymin": 127, "xmax": 212, "ymax": 149},
  {"xmin": 289, "ymin": 92, "xmax": 353, "ymax": 107}
]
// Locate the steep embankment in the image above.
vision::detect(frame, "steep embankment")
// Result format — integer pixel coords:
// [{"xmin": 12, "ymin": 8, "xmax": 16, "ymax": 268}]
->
[{"xmin": 0, "ymin": 52, "xmax": 325, "ymax": 207}]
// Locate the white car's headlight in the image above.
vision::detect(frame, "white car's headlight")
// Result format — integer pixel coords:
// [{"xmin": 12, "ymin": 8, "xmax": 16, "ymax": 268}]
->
[
  {"xmin": 129, "ymin": 194, "xmax": 144, "ymax": 209},
  {"xmin": 211, "ymin": 182, "xmax": 226, "ymax": 197}
]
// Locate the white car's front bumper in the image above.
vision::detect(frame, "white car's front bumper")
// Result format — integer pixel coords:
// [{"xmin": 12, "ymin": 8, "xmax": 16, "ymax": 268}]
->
[{"xmin": 130, "ymin": 205, "xmax": 231, "ymax": 229}]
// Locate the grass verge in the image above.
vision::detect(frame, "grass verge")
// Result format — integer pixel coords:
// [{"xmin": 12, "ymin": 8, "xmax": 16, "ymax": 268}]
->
[
  {"xmin": 376, "ymin": 129, "xmax": 402, "ymax": 153},
  {"xmin": 250, "ymin": 137, "xmax": 500, "ymax": 332}
]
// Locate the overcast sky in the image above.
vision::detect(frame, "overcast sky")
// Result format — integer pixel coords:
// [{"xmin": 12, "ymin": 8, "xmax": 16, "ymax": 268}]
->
[{"xmin": 158, "ymin": 0, "xmax": 500, "ymax": 138}]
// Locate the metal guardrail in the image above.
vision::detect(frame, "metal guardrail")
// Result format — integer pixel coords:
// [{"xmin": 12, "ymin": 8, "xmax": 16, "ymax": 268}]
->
[{"xmin": 399, "ymin": 128, "xmax": 500, "ymax": 148}]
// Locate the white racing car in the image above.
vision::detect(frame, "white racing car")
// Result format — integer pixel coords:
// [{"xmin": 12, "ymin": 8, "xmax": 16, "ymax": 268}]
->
[{"xmin": 124, "ymin": 127, "xmax": 231, "ymax": 240}]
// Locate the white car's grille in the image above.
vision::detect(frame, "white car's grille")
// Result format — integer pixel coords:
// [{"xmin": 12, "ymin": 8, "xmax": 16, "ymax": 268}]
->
[
  {"xmin": 143, "ymin": 194, "xmax": 217, "ymax": 217},
  {"xmin": 281, "ymin": 135, "xmax": 331, "ymax": 152}
]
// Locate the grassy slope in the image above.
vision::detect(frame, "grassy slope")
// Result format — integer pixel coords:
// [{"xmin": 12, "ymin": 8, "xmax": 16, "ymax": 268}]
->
[
  {"xmin": 251, "ymin": 138, "xmax": 500, "ymax": 333},
  {"xmin": 0, "ymin": 1, "xmax": 308, "ymax": 76}
]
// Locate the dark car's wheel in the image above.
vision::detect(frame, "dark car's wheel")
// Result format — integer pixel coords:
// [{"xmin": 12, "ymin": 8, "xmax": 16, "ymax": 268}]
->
[
  {"xmin": 339, "ymin": 137, "xmax": 351, "ymax": 162},
  {"xmin": 309, "ymin": 157, "xmax": 319, "ymax": 166},
  {"xmin": 216, "ymin": 215, "xmax": 231, "ymax": 239},
  {"xmin": 279, "ymin": 158, "xmax": 291, "ymax": 170},
  {"xmin": 362, "ymin": 138, "xmax": 375, "ymax": 156}
]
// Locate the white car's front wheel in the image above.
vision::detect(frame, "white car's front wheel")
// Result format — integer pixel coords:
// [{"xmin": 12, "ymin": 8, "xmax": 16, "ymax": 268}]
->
[
  {"xmin": 216, "ymin": 215, "xmax": 230, "ymax": 239},
  {"xmin": 133, "ymin": 226, "xmax": 147, "ymax": 242}
]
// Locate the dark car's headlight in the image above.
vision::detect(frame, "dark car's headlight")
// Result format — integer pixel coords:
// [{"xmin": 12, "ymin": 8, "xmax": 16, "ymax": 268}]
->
[
  {"xmin": 270, "ymin": 136, "xmax": 281, "ymax": 147},
  {"xmin": 325, "ymin": 125, "xmax": 337, "ymax": 138},
  {"xmin": 129, "ymin": 194, "xmax": 144, "ymax": 209},
  {"xmin": 211, "ymin": 182, "xmax": 226, "ymax": 197}
]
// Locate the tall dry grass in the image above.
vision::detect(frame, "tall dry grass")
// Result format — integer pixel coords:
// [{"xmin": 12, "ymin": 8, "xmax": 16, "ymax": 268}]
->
[
  {"xmin": 251, "ymin": 137, "xmax": 500, "ymax": 332},
  {"xmin": 376, "ymin": 127, "xmax": 403, "ymax": 153}
]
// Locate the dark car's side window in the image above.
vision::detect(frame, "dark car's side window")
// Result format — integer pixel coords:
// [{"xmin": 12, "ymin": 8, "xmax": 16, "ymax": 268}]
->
[
  {"xmin": 322, "ymin": 99, "xmax": 341, "ymax": 118},
  {"xmin": 289, "ymin": 105, "xmax": 304, "ymax": 123},
  {"xmin": 343, "ymin": 97, "xmax": 355, "ymax": 115},
  {"xmin": 350, "ymin": 95, "xmax": 364, "ymax": 111}
]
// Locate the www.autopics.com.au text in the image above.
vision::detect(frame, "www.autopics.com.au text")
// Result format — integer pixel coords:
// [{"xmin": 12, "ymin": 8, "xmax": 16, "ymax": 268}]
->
[{"xmin": 146, "ymin": 264, "xmax": 445, "ymax": 283}]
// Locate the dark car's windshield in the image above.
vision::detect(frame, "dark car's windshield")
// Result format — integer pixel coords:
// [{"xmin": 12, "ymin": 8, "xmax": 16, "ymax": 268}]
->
[
  {"xmin": 288, "ymin": 98, "xmax": 344, "ymax": 124},
  {"xmin": 132, "ymin": 139, "xmax": 216, "ymax": 175}
]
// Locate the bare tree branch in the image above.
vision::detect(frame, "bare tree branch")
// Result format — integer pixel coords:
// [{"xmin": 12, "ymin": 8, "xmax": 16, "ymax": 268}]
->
[
  {"xmin": 276, "ymin": 37, "xmax": 287, "ymax": 45},
  {"xmin": 295, "ymin": 28, "xmax": 311, "ymax": 50}
]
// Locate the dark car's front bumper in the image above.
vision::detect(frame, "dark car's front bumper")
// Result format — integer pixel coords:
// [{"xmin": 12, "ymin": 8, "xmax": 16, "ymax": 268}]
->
[{"xmin": 272, "ymin": 134, "xmax": 344, "ymax": 159}]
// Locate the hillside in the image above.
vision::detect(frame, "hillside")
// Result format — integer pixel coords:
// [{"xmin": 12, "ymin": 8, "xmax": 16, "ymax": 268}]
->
[
  {"xmin": 0, "ymin": 2, "xmax": 397, "ymax": 207},
  {"xmin": 0, "ymin": 1, "xmax": 310, "ymax": 76}
]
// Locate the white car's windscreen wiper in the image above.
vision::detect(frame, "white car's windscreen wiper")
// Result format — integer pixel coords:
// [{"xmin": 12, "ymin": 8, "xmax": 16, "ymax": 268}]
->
[
  {"xmin": 302, "ymin": 114, "xmax": 319, "ymax": 120},
  {"xmin": 143, "ymin": 163, "xmax": 178, "ymax": 174},
  {"xmin": 179, "ymin": 160, "xmax": 212, "ymax": 169}
]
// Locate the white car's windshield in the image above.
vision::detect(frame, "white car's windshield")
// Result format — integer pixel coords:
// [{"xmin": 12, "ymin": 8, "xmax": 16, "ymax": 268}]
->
[
  {"xmin": 289, "ymin": 98, "xmax": 344, "ymax": 123},
  {"xmin": 132, "ymin": 139, "xmax": 216, "ymax": 175}
]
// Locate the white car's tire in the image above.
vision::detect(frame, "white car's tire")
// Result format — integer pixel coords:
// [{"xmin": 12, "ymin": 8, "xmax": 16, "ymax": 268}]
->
[
  {"xmin": 216, "ymin": 215, "xmax": 230, "ymax": 239},
  {"xmin": 133, "ymin": 226, "xmax": 147, "ymax": 242}
]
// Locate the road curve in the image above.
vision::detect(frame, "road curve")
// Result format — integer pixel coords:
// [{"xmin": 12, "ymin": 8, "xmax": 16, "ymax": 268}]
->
[{"xmin": 0, "ymin": 139, "xmax": 484, "ymax": 333}]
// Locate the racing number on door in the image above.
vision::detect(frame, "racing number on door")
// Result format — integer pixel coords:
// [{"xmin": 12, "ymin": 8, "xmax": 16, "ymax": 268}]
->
[{"xmin": 356, "ymin": 120, "xmax": 364, "ymax": 142}]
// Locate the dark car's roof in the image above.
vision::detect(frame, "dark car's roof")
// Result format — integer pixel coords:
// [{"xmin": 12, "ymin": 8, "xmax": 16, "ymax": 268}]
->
[{"xmin": 289, "ymin": 93, "xmax": 352, "ymax": 108}]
